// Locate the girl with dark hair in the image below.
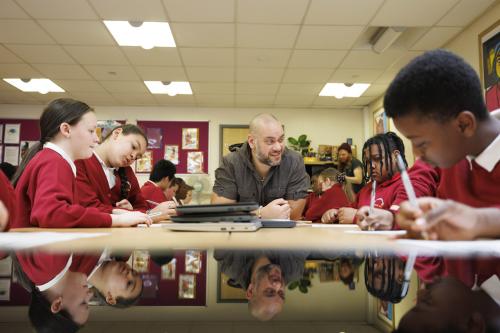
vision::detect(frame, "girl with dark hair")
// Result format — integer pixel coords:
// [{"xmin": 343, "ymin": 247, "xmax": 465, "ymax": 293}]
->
[
  {"xmin": 321, "ymin": 132, "xmax": 439, "ymax": 229},
  {"xmin": 175, "ymin": 178, "xmax": 195, "ymax": 205},
  {"xmin": 12, "ymin": 99, "xmax": 151, "ymax": 229},
  {"xmin": 76, "ymin": 124, "xmax": 175, "ymax": 222}
]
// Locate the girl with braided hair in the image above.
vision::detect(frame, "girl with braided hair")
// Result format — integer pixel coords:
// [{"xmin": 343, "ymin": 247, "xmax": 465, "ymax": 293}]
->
[
  {"xmin": 75, "ymin": 124, "xmax": 176, "ymax": 223},
  {"xmin": 321, "ymin": 132, "xmax": 439, "ymax": 229}
]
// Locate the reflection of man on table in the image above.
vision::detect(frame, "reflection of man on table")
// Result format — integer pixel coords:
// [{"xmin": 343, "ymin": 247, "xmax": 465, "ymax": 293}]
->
[
  {"xmin": 211, "ymin": 114, "xmax": 309, "ymax": 220},
  {"xmin": 214, "ymin": 250, "xmax": 307, "ymax": 321}
]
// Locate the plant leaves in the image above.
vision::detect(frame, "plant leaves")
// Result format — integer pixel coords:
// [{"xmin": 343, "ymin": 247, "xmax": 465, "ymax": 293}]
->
[{"xmin": 288, "ymin": 137, "xmax": 298, "ymax": 145}]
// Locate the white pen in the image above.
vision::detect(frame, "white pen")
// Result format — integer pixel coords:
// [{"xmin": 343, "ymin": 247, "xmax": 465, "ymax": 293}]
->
[
  {"xmin": 401, "ymin": 252, "xmax": 417, "ymax": 297},
  {"xmin": 369, "ymin": 180, "xmax": 377, "ymax": 215},
  {"xmin": 396, "ymin": 154, "xmax": 428, "ymax": 237}
]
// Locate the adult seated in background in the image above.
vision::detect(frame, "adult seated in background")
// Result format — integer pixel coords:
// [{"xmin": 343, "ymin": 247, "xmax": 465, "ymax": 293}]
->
[
  {"xmin": 0, "ymin": 162, "xmax": 16, "ymax": 180},
  {"xmin": 337, "ymin": 142, "xmax": 364, "ymax": 194},
  {"xmin": 212, "ymin": 114, "xmax": 310, "ymax": 220},
  {"xmin": 174, "ymin": 178, "xmax": 194, "ymax": 205},
  {"xmin": 394, "ymin": 276, "xmax": 500, "ymax": 333},
  {"xmin": 140, "ymin": 159, "xmax": 177, "ymax": 209},
  {"xmin": 214, "ymin": 250, "xmax": 307, "ymax": 321}
]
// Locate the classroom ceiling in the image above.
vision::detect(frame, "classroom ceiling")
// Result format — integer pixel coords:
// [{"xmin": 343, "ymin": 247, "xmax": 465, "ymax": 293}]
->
[{"xmin": 0, "ymin": 0, "xmax": 497, "ymax": 109}]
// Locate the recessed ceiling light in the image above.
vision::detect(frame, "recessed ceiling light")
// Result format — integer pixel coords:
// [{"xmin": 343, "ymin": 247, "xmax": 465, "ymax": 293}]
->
[
  {"xmin": 319, "ymin": 82, "xmax": 370, "ymax": 99},
  {"xmin": 3, "ymin": 78, "xmax": 64, "ymax": 94},
  {"xmin": 144, "ymin": 81, "xmax": 192, "ymax": 96},
  {"xmin": 103, "ymin": 21, "xmax": 176, "ymax": 49}
]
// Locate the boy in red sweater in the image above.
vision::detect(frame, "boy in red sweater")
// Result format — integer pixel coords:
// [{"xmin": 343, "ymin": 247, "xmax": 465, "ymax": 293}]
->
[
  {"xmin": 304, "ymin": 168, "xmax": 351, "ymax": 222},
  {"xmin": 141, "ymin": 159, "xmax": 177, "ymax": 209},
  {"xmin": 384, "ymin": 49, "xmax": 500, "ymax": 240}
]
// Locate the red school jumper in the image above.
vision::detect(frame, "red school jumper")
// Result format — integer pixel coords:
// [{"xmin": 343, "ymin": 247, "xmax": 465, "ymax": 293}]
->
[
  {"xmin": 438, "ymin": 141, "xmax": 500, "ymax": 287},
  {"xmin": 75, "ymin": 154, "xmax": 148, "ymax": 213},
  {"xmin": 141, "ymin": 180, "xmax": 168, "ymax": 209},
  {"xmin": 304, "ymin": 184, "xmax": 350, "ymax": 222},
  {"xmin": 13, "ymin": 149, "xmax": 112, "ymax": 228},
  {"xmin": 0, "ymin": 171, "xmax": 15, "ymax": 232},
  {"xmin": 354, "ymin": 159, "xmax": 440, "ymax": 215}
]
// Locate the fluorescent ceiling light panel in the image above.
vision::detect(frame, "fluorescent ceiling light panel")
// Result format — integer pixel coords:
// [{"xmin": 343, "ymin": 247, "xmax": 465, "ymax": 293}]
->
[
  {"xmin": 144, "ymin": 81, "xmax": 192, "ymax": 96},
  {"xmin": 3, "ymin": 78, "xmax": 64, "ymax": 94},
  {"xmin": 104, "ymin": 21, "xmax": 176, "ymax": 49},
  {"xmin": 319, "ymin": 83, "xmax": 370, "ymax": 99}
]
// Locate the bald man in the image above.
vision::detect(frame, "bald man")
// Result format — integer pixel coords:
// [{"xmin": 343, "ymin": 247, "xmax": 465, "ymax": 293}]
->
[{"xmin": 212, "ymin": 114, "xmax": 309, "ymax": 220}]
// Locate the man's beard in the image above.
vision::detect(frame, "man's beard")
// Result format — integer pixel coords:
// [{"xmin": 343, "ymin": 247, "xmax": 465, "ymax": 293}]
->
[{"xmin": 255, "ymin": 142, "xmax": 282, "ymax": 167}]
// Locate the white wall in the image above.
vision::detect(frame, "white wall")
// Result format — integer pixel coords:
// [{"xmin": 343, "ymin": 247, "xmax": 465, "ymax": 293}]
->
[{"xmin": 0, "ymin": 104, "xmax": 365, "ymax": 184}]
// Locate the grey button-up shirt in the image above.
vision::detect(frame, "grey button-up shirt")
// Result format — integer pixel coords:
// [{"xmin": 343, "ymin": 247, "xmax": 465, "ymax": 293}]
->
[{"xmin": 213, "ymin": 143, "xmax": 310, "ymax": 205}]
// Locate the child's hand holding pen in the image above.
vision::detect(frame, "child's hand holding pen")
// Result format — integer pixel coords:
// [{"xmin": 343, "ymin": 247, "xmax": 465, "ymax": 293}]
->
[{"xmin": 356, "ymin": 206, "xmax": 394, "ymax": 230}]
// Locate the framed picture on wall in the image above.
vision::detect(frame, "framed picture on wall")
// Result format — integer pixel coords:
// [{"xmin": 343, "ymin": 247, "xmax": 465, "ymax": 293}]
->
[
  {"xmin": 96, "ymin": 120, "xmax": 122, "ymax": 143},
  {"xmin": 164, "ymin": 145, "xmax": 179, "ymax": 165},
  {"xmin": 0, "ymin": 124, "xmax": 3, "ymax": 143},
  {"xmin": 178, "ymin": 274, "xmax": 196, "ymax": 299},
  {"xmin": 4, "ymin": 124, "xmax": 20, "ymax": 144},
  {"xmin": 377, "ymin": 299, "xmax": 395, "ymax": 328},
  {"xmin": 187, "ymin": 151, "xmax": 203, "ymax": 173},
  {"xmin": 161, "ymin": 258, "xmax": 176, "ymax": 280},
  {"xmin": 185, "ymin": 250, "xmax": 202, "ymax": 274},
  {"xmin": 146, "ymin": 128, "xmax": 162, "ymax": 149},
  {"xmin": 216, "ymin": 263, "xmax": 247, "ymax": 303},
  {"xmin": 182, "ymin": 128, "xmax": 199, "ymax": 150},
  {"xmin": 479, "ymin": 19, "xmax": 500, "ymax": 112},
  {"xmin": 136, "ymin": 150, "xmax": 153, "ymax": 173},
  {"xmin": 373, "ymin": 109, "xmax": 388, "ymax": 134}
]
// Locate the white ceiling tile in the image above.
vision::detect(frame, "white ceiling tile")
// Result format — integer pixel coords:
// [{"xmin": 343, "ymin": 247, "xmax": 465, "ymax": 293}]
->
[
  {"xmin": 0, "ymin": 20, "xmax": 55, "ymax": 44},
  {"xmin": 410, "ymin": 27, "xmax": 463, "ymax": 51},
  {"xmin": 7, "ymin": 45, "xmax": 75, "ymax": 64},
  {"xmin": 180, "ymin": 48, "xmax": 234, "ymax": 67},
  {"xmin": 16, "ymin": 0, "xmax": 98, "ymax": 19},
  {"xmin": 64, "ymin": 46, "xmax": 129, "ymax": 65},
  {"xmin": 237, "ymin": 0, "xmax": 309, "ymax": 24},
  {"xmin": 191, "ymin": 82, "xmax": 234, "ymax": 95},
  {"xmin": 236, "ymin": 83, "xmax": 279, "ymax": 95},
  {"xmin": 237, "ymin": 24, "xmax": 300, "ymax": 49},
  {"xmin": 237, "ymin": 49, "xmax": 291, "ymax": 68},
  {"xmin": 171, "ymin": 23, "xmax": 235, "ymax": 47},
  {"xmin": 351, "ymin": 96, "xmax": 377, "ymax": 106},
  {"xmin": 296, "ymin": 26, "xmax": 364, "ymax": 50},
  {"xmin": 0, "ymin": 63, "xmax": 42, "ymax": 77},
  {"xmin": 0, "ymin": 90, "xmax": 40, "ymax": 103},
  {"xmin": 237, "ymin": 68, "xmax": 284, "ymax": 83},
  {"xmin": 89, "ymin": 0, "xmax": 166, "ymax": 20},
  {"xmin": 71, "ymin": 92, "xmax": 118, "ymax": 105},
  {"xmin": 282, "ymin": 68, "xmax": 333, "ymax": 83},
  {"xmin": 288, "ymin": 50, "xmax": 347, "ymax": 68},
  {"xmin": 313, "ymin": 96, "xmax": 355, "ymax": 107},
  {"xmin": 275, "ymin": 94, "xmax": 316, "ymax": 106},
  {"xmin": 163, "ymin": 0, "xmax": 234, "ymax": 22},
  {"xmin": 38, "ymin": 20, "xmax": 115, "ymax": 45},
  {"xmin": 236, "ymin": 94, "xmax": 275, "ymax": 106},
  {"xmin": 0, "ymin": 0, "xmax": 30, "ymax": 18},
  {"xmin": 277, "ymin": 83, "xmax": 323, "ymax": 95},
  {"xmin": 31, "ymin": 92, "xmax": 73, "ymax": 103},
  {"xmin": 340, "ymin": 49, "xmax": 405, "ymax": 69},
  {"xmin": 53, "ymin": 80, "xmax": 104, "ymax": 92},
  {"xmin": 305, "ymin": 0, "xmax": 384, "ymax": 25},
  {"xmin": 393, "ymin": 28, "xmax": 430, "ymax": 49},
  {"xmin": 370, "ymin": 0, "xmax": 460, "ymax": 27},
  {"xmin": 99, "ymin": 81, "xmax": 148, "ymax": 93},
  {"xmin": 84, "ymin": 65, "xmax": 140, "ymax": 81},
  {"xmin": 0, "ymin": 45, "xmax": 23, "ymax": 63},
  {"xmin": 186, "ymin": 67, "xmax": 234, "ymax": 82},
  {"xmin": 135, "ymin": 66, "xmax": 187, "ymax": 81},
  {"xmin": 438, "ymin": 0, "xmax": 496, "ymax": 27},
  {"xmin": 329, "ymin": 69, "xmax": 384, "ymax": 84},
  {"xmin": 155, "ymin": 94, "xmax": 197, "ymax": 106},
  {"xmin": 373, "ymin": 68, "xmax": 399, "ymax": 84},
  {"xmin": 122, "ymin": 47, "xmax": 181, "ymax": 66},
  {"xmin": 33, "ymin": 64, "xmax": 91, "ymax": 79},
  {"xmin": 363, "ymin": 84, "xmax": 388, "ymax": 97},
  {"xmin": 111, "ymin": 93, "xmax": 158, "ymax": 106},
  {"xmin": 195, "ymin": 94, "xmax": 234, "ymax": 106},
  {"xmin": 388, "ymin": 51, "xmax": 423, "ymax": 71}
]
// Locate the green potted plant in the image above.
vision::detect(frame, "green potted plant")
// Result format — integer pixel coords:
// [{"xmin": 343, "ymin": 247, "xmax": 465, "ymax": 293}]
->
[{"xmin": 288, "ymin": 134, "xmax": 311, "ymax": 157}]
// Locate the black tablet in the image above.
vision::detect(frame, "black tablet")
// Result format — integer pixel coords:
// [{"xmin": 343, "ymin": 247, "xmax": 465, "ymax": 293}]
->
[
  {"xmin": 176, "ymin": 202, "xmax": 259, "ymax": 215},
  {"xmin": 260, "ymin": 219, "xmax": 296, "ymax": 228}
]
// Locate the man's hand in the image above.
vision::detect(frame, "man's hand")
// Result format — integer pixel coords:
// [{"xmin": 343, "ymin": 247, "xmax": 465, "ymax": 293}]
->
[
  {"xmin": 338, "ymin": 207, "xmax": 357, "ymax": 224},
  {"xmin": 396, "ymin": 197, "xmax": 488, "ymax": 240},
  {"xmin": 321, "ymin": 208, "xmax": 338, "ymax": 224},
  {"xmin": 261, "ymin": 198, "xmax": 290, "ymax": 219},
  {"xmin": 356, "ymin": 206, "xmax": 394, "ymax": 230}
]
